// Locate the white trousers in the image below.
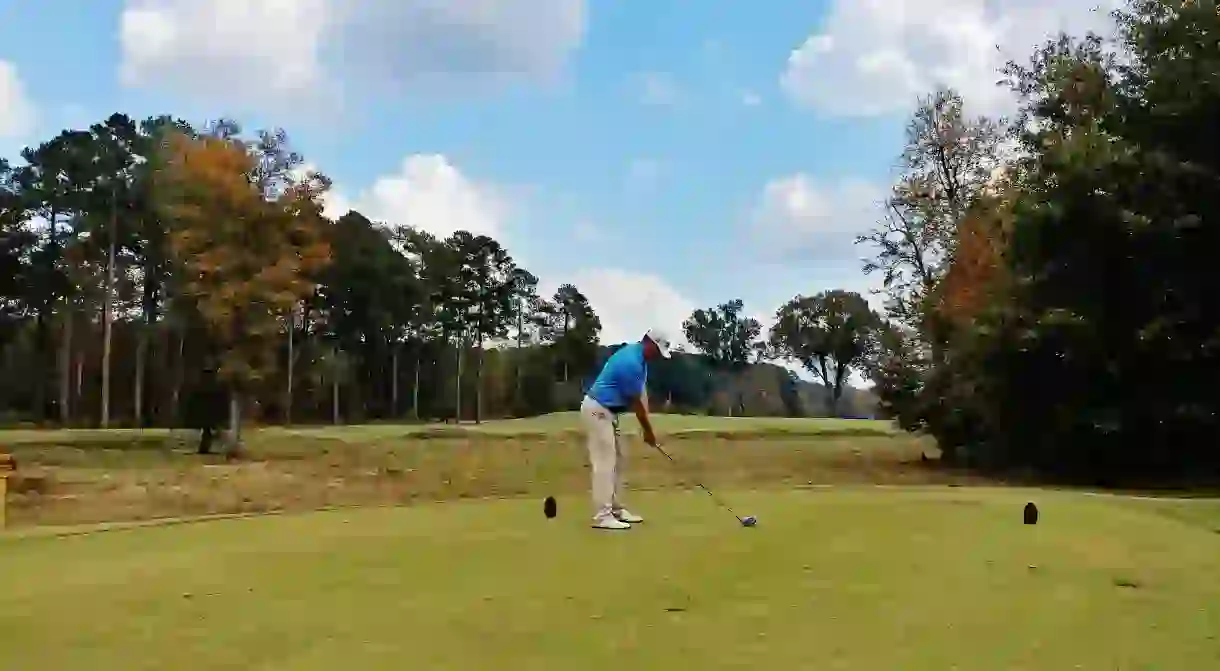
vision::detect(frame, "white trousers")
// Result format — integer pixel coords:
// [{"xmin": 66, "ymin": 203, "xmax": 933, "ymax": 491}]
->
[{"xmin": 580, "ymin": 395, "xmax": 625, "ymax": 520}]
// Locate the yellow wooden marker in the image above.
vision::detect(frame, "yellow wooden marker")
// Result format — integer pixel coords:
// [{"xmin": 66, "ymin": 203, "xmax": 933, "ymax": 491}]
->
[{"xmin": 0, "ymin": 454, "xmax": 14, "ymax": 530}]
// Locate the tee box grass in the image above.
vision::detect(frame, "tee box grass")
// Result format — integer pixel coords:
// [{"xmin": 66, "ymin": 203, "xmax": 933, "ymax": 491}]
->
[
  {"xmin": 1, "ymin": 415, "xmax": 1217, "ymax": 668},
  {"xmin": 0, "ymin": 488, "xmax": 1218, "ymax": 669}
]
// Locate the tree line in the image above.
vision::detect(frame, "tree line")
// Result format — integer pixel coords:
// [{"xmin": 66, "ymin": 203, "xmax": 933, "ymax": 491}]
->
[
  {"xmin": 0, "ymin": 115, "xmax": 616, "ymax": 437},
  {"xmin": 0, "ymin": 114, "xmax": 888, "ymax": 441},
  {"xmin": 855, "ymin": 0, "xmax": 1220, "ymax": 484}
]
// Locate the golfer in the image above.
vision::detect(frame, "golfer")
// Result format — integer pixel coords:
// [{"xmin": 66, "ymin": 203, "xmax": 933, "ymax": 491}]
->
[{"xmin": 580, "ymin": 328, "xmax": 672, "ymax": 529}]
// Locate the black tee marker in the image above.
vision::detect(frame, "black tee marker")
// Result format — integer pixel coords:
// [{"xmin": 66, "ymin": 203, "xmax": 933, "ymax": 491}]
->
[
  {"xmin": 543, "ymin": 496, "xmax": 557, "ymax": 519},
  {"xmin": 1024, "ymin": 502, "xmax": 1038, "ymax": 525}
]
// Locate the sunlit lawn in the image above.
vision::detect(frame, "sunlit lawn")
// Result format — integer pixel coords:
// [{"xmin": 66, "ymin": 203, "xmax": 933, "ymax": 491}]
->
[{"xmin": 2, "ymin": 487, "xmax": 1218, "ymax": 670}]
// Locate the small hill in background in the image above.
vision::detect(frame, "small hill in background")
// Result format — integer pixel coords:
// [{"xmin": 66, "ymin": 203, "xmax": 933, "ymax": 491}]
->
[{"xmin": 571, "ymin": 345, "xmax": 879, "ymax": 419}]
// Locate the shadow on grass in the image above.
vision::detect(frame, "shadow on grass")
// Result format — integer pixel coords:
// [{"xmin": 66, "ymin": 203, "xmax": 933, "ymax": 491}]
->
[
  {"xmin": 912, "ymin": 453, "xmax": 1220, "ymax": 500},
  {"xmin": 668, "ymin": 427, "xmax": 894, "ymax": 440}
]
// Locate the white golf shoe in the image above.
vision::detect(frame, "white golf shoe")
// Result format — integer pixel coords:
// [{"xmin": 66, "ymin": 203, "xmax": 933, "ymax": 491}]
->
[
  {"xmin": 613, "ymin": 509, "xmax": 644, "ymax": 524},
  {"xmin": 592, "ymin": 514, "xmax": 632, "ymax": 530}
]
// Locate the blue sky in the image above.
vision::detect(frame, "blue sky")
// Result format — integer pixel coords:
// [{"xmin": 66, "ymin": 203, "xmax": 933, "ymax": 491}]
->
[{"xmin": 0, "ymin": 0, "xmax": 1117, "ymax": 355}]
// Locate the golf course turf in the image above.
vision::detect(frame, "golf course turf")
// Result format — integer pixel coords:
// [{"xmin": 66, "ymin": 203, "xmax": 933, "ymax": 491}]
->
[
  {"xmin": 0, "ymin": 414, "xmax": 941, "ymax": 528},
  {"xmin": 2, "ymin": 487, "xmax": 1218, "ymax": 669}
]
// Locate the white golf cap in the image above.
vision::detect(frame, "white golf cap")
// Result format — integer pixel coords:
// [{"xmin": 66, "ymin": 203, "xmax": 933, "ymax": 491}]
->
[{"xmin": 643, "ymin": 328, "xmax": 673, "ymax": 358}]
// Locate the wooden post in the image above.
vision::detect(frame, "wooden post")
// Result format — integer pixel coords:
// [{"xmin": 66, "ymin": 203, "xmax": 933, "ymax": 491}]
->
[{"xmin": 0, "ymin": 454, "xmax": 14, "ymax": 530}]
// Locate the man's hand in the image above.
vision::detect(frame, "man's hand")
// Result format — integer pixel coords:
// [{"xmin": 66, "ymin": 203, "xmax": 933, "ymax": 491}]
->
[{"xmin": 632, "ymin": 392, "xmax": 659, "ymax": 447}]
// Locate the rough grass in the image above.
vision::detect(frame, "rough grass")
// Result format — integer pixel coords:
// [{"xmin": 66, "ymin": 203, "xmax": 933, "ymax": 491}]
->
[
  {"xmin": 1, "ymin": 487, "xmax": 1218, "ymax": 670},
  {"xmin": 0, "ymin": 412, "xmax": 897, "ymax": 444},
  {"xmin": 2, "ymin": 442, "xmax": 954, "ymax": 529},
  {"xmin": 0, "ymin": 414, "xmax": 941, "ymax": 528}
]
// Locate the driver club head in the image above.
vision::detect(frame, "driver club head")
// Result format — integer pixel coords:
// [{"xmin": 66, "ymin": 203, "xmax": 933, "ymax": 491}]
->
[{"xmin": 740, "ymin": 515, "xmax": 757, "ymax": 527}]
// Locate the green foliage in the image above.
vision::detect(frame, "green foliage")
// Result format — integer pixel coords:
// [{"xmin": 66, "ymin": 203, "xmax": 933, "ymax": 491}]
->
[
  {"xmin": 646, "ymin": 350, "xmax": 715, "ymax": 410},
  {"xmin": 538, "ymin": 283, "xmax": 602, "ymax": 382},
  {"xmin": 681, "ymin": 298, "xmax": 762, "ymax": 369},
  {"xmin": 0, "ymin": 158, "xmax": 35, "ymax": 346},
  {"xmin": 768, "ymin": 290, "xmax": 880, "ymax": 417},
  {"xmin": 865, "ymin": 0, "xmax": 1220, "ymax": 483}
]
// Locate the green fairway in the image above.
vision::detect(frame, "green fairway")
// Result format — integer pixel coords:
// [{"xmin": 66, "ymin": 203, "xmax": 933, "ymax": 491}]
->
[{"xmin": 2, "ymin": 487, "xmax": 1218, "ymax": 670}]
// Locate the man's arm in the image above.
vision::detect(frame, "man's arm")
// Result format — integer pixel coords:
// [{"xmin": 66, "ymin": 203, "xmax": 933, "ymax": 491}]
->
[{"xmin": 632, "ymin": 387, "xmax": 657, "ymax": 445}]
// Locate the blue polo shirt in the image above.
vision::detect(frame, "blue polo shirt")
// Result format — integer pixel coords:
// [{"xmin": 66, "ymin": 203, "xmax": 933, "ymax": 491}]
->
[{"xmin": 586, "ymin": 342, "xmax": 647, "ymax": 411}]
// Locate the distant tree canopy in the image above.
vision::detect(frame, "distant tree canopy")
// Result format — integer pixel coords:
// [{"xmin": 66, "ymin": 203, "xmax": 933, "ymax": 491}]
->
[
  {"xmin": 681, "ymin": 299, "xmax": 761, "ymax": 369},
  {"xmin": 768, "ymin": 290, "xmax": 880, "ymax": 418}
]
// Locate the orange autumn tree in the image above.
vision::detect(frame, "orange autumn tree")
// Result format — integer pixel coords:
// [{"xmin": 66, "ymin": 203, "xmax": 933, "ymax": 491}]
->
[
  {"xmin": 935, "ymin": 180, "xmax": 1015, "ymax": 329},
  {"xmin": 158, "ymin": 123, "xmax": 332, "ymax": 446}
]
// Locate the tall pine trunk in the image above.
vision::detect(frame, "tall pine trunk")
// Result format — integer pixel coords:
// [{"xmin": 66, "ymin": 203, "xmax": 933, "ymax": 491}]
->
[
  {"xmin": 171, "ymin": 328, "xmax": 184, "ymax": 425},
  {"xmin": 36, "ymin": 207, "xmax": 58, "ymax": 421},
  {"xmin": 74, "ymin": 351, "xmax": 83, "ymax": 407},
  {"xmin": 138, "ymin": 219, "xmax": 159, "ymax": 429},
  {"xmin": 332, "ymin": 374, "xmax": 340, "ymax": 425},
  {"xmin": 227, "ymin": 391, "xmax": 242, "ymax": 451},
  {"xmin": 34, "ymin": 312, "xmax": 48, "ymax": 421},
  {"xmin": 474, "ymin": 304, "xmax": 483, "ymax": 425},
  {"xmin": 515, "ymin": 298, "xmax": 523, "ymax": 411},
  {"xmin": 284, "ymin": 315, "xmax": 294, "ymax": 425},
  {"xmin": 134, "ymin": 327, "xmax": 147, "ymax": 427},
  {"xmin": 391, "ymin": 345, "xmax": 399, "ymax": 418},
  {"xmin": 58, "ymin": 305, "xmax": 72, "ymax": 425},
  {"xmin": 331, "ymin": 346, "xmax": 341, "ymax": 425},
  {"xmin": 475, "ymin": 345, "xmax": 483, "ymax": 424},
  {"xmin": 454, "ymin": 332, "xmax": 463, "ymax": 424},
  {"xmin": 412, "ymin": 350, "xmax": 421, "ymax": 421},
  {"xmin": 562, "ymin": 313, "xmax": 570, "ymax": 383},
  {"xmin": 100, "ymin": 191, "xmax": 116, "ymax": 428}
]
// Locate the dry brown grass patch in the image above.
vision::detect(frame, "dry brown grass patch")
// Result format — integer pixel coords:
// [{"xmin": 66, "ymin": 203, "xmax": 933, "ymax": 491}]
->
[{"xmin": 4, "ymin": 430, "xmax": 975, "ymax": 528}]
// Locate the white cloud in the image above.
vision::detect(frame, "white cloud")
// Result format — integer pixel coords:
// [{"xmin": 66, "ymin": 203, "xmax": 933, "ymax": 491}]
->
[
  {"xmin": 743, "ymin": 173, "xmax": 891, "ymax": 377},
  {"xmin": 545, "ymin": 269, "xmax": 695, "ymax": 347},
  {"xmin": 118, "ymin": 0, "xmax": 586, "ymax": 114},
  {"xmin": 119, "ymin": 0, "xmax": 333, "ymax": 113},
  {"xmin": 0, "ymin": 60, "xmax": 35, "ymax": 140},
  {"xmin": 332, "ymin": 0, "xmax": 585, "ymax": 90},
  {"xmin": 325, "ymin": 154, "xmax": 508, "ymax": 239},
  {"xmin": 780, "ymin": 0, "xmax": 1122, "ymax": 117},
  {"xmin": 636, "ymin": 71, "xmax": 680, "ymax": 106},
  {"xmin": 751, "ymin": 173, "xmax": 885, "ymax": 261}
]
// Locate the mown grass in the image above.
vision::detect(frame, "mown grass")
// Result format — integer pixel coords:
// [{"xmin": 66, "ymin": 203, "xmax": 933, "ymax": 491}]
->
[{"xmin": 1, "ymin": 487, "xmax": 1218, "ymax": 670}]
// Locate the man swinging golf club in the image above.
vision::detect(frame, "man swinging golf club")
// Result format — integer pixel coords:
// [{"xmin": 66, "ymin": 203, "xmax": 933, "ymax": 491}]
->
[{"xmin": 580, "ymin": 327, "xmax": 672, "ymax": 530}]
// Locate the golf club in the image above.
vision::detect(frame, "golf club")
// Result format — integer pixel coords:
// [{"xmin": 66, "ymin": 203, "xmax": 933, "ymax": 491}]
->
[{"xmin": 649, "ymin": 442, "xmax": 756, "ymax": 527}]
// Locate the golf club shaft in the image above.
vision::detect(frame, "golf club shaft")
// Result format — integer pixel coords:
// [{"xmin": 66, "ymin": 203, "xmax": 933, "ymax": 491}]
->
[{"xmin": 649, "ymin": 442, "xmax": 743, "ymax": 522}]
